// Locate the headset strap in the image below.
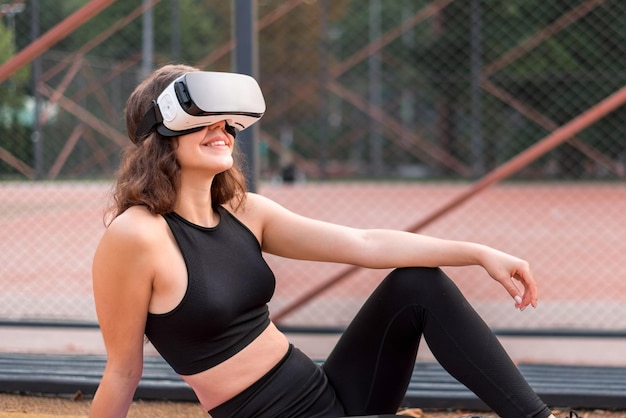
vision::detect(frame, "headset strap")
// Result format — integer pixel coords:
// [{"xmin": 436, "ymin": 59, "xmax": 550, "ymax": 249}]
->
[{"xmin": 134, "ymin": 100, "xmax": 162, "ymax": 143}]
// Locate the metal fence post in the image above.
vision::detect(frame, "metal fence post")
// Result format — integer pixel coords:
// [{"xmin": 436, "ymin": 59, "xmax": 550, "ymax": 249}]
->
[{"xmin": 233, "ymin": 0, "xmax": 258, "ymax": 192}]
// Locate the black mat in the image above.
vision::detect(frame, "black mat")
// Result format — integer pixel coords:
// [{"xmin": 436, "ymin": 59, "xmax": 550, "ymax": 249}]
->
[{"xmin": 1, "ymin": 353, "xmax": 625, "ymax": 411}]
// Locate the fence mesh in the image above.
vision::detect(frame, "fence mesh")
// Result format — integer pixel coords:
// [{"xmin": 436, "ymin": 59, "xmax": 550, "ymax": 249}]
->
[{"xmin": 1, "ymin": 0, "xmax": 625, "ymax": 335}]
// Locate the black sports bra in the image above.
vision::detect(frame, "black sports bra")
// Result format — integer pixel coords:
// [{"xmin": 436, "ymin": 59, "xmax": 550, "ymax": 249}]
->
[{"xmin": 144, "ymin": 206, "xmax": 275, "ymax": 375}]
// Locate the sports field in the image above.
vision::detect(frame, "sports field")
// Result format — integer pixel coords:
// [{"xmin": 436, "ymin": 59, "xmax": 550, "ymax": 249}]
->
[{"xmin": 1, "ymin": 180, "xmax": 625, "ymax": 333}]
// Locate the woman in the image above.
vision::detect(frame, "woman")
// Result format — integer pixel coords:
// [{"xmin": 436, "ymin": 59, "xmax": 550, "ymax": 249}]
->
[{"xmin": 90, "ymin": 64, "xmax": 557, "ymax": 418}]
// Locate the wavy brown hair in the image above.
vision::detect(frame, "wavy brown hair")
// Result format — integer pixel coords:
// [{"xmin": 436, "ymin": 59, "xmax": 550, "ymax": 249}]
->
[{"xmin": 106, "ymin": 64, "xmax": 248, "ymax": 225}]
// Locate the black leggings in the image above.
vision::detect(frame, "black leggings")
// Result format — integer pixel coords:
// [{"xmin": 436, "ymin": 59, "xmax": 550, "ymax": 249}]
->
[{"xmin": 323, "ymin": 267, "xmax": 551, "ymax": 417}]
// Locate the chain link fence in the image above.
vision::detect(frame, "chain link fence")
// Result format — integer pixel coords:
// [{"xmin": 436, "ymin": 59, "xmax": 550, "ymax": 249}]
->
[{"xmin": 1, "ymin": 0, "xmax": 625, "ymax": 336}]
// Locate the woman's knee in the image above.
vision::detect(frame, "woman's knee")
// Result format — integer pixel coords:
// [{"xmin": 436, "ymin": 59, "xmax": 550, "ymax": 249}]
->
[{"xmin": 380, "ymin": 267, "xmax": 453, "ymax": 297}]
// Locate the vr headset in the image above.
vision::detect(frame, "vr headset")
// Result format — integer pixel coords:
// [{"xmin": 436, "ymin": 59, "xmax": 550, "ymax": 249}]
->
[{"xmin": 134, "ymin": 71, "xmax": 265, "ymax": 143}]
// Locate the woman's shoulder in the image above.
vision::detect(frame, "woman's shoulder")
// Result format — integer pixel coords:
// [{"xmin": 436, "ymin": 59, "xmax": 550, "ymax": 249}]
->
[
  {"xmin": 237, "ymin": 192, "xmax": 282, "ymax": 209},
  {"xmin": 105, "ymin": 206, "xmax": 168, "ymax": 247},
  {"xmin": 110, "ymin": 205, "xmax": 163, "ymax": 226},
  {"xmin": 225, "ymin": 192, "xmax": 280, "ymax": 218},
  {"xmin": 222, "ymin": 193, "xmax": 281, "ymax": 238}
]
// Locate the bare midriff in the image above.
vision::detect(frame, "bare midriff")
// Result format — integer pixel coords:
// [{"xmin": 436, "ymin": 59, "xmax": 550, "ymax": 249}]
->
[{"xmin": 180, "ymin": 321, "xmax": 290, "ymax": 411}]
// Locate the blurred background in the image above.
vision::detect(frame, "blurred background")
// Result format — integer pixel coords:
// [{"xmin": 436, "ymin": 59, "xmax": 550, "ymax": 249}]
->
[{"xmin": 1, "ymin": 0, "xmax": 625, "ymax": 363}]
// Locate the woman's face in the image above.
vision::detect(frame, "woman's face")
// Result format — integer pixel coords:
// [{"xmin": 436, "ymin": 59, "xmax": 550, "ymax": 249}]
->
[{"xmin": 174, "ymin": 120, "xmax": 235, "ymax": 176}]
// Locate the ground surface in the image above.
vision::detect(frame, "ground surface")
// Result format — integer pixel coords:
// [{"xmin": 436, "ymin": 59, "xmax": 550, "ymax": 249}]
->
[{"xmin": 0, "ymin": 394, "xmax": 625, "ymax": 418}]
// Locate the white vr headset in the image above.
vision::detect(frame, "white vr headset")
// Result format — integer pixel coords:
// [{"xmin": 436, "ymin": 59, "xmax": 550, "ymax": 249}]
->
[{"xmin": 134, "ymin": 71, "xmax": 266, "ymax": 143}]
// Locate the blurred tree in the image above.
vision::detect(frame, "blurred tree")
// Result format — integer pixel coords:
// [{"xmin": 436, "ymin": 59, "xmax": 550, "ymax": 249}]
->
[
  {"xmin": 405, "ymin": 0, "xmax": 626, "ymax": 178},
  {"xmin": 0, "ymin": 19, "xmax": 32, "ymax": 177}
]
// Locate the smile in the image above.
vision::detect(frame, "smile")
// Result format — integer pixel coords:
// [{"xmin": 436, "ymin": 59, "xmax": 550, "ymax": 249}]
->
[{"xmin": 203, "ymin": 139, "xmax": 228, "ymax": 147}]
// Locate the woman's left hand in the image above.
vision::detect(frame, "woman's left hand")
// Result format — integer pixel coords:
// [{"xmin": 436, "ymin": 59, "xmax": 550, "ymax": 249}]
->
[{"xmin": 480, "ymin": 247, "xmax": 538, "ymax": 311}]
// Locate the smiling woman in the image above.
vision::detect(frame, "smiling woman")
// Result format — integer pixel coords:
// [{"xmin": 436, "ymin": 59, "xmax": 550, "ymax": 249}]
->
[
  {"xmin": 174, "ymin": 120, "xmax": 237, "ymax": 181},
  {"xmin": 89, "ymin": 64, "xmax": 560, "ymax": 418}
]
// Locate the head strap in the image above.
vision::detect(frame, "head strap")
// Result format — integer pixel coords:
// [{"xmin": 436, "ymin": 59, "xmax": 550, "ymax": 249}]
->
[{"xmin": 134, "ymin": 101, "xmax": 162, "ymax": 143}]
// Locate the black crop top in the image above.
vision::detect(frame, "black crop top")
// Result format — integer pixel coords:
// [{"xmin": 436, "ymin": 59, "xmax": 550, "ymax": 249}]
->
[{"xmin": 144, "ymin": 206, "xmax": 275, "ymax": 375}]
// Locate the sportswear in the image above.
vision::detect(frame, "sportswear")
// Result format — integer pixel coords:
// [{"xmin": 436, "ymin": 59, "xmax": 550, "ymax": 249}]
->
[
  {"xmin": 143, "ymin": 208, "xmax": 552, "ymax": 417},
  {"xmin": 210, "ymin": 344, "xmax": 344, "ymax": 418},
  {"xmin": 144, "ymin": 206, "xmax": 275, "ymax": 375},
  {"xmin": 211, "ymin": 267, "xmax": 552, "ymax": 418}
]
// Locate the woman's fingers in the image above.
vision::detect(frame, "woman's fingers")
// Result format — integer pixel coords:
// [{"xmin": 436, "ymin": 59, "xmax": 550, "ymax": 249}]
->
[{"xmin": 512, "ymin": 270, "xmax": 538, "ymax": 310}]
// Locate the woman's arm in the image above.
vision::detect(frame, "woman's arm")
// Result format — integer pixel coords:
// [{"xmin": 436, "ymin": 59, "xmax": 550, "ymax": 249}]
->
[
  {"xmin": 245, "ymin": 193, "xmax": 537, "ymax": 310},
  {"xmin": 89, "ymin": 211, "xmax": 156, "ymax": 417}
]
